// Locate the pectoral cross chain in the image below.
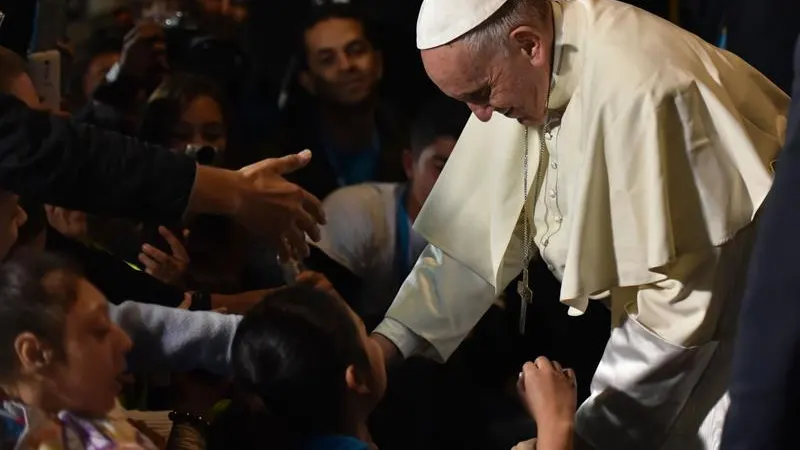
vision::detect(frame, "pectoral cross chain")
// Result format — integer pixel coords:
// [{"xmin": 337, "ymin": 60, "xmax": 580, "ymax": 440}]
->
[{"xmin": 517, "ymin": 268, "xmax": 533, "ymax": 333}]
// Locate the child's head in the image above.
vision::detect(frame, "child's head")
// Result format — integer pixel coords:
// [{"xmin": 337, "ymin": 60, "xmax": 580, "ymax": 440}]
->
[
  {"xmin": 0, "ymin": 253, "xmax": 132, "ymax": 417},
  {"xmin": 224, "ymin": 285, "xmax": 386, "ymax": 446}
]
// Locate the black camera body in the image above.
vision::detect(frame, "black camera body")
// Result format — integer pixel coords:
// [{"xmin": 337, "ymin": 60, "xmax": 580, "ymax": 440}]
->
[{"xmin": 185, "ymin": 144, "xmax": 218, "ymax": 166}]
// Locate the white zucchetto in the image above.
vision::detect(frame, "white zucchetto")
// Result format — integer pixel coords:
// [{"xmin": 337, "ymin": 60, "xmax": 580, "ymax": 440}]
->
[{"xmin": 416, "ymin": 0, "xmax": 510, "ymax": 50}]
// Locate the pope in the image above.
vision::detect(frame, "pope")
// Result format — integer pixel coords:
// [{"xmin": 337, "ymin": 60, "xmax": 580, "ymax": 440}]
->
[{"xmin": 368, "ymin": 0, "xmax": 789, "ymax": 449}]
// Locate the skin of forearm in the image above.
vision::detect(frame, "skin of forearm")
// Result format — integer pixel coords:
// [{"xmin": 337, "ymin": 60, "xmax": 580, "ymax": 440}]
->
[
  {"xmin": 210, "ymin": 288, "xmax": 281, "ymax": 313},
  {"xmin": 537, "ymin": 422, "xmax": 574, "ymax": 450},
  {"xmin": 186, "ymin": 165, "xmax": 243, "ymax": 217}
]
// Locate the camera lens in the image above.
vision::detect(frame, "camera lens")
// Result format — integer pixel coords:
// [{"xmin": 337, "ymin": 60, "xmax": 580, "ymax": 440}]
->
[{"xmin": 185, "ymin": 144, "xmax": 218, "ymax": 166}]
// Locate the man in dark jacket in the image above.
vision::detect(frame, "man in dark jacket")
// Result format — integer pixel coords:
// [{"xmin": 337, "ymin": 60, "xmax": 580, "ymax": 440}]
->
[
  {"xmin": 0, "ymin": 90, "xmax": 324, "ymax": 260},
  {"xmin": 722, "ymin": 36, "xmax": 800, "ymax": 450}
]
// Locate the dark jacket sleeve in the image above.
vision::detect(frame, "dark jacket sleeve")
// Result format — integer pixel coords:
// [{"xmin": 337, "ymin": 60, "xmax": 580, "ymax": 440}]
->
[
  {"xmin": 0, "ymin": 93, "xmax": 196, "ymax": 222},
  {"xmin": 45, "ymin": 227, "xmax": 186, "ymax": 308},
  {"xmin": 721, "ymin": 36, "xmax": 800, "ymax": 450}
]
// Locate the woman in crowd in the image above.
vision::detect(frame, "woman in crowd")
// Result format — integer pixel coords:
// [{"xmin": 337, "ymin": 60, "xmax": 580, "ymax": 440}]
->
[
  {"xmin": 0, "ymin": 253, "xmax": 158, "ymax": 449},
  {"xmin": 135, "ymin": 73, "xmax": 253, "ymax": 293}
]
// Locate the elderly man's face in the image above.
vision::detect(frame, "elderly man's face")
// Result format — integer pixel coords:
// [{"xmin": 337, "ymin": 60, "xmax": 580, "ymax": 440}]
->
[{"xmin": 421, "ymin": 28, "xmax": 553, "ymax": 127}]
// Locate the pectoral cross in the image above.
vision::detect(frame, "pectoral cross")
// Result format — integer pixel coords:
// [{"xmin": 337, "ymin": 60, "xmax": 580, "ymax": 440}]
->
[{"xmin": 518, "ymin": 267, "xmax": 533, "ymax": 333}]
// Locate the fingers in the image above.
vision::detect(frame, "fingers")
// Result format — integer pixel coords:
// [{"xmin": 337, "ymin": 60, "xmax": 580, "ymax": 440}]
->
[
  {"xmin": 303, "ymin": 189, "xmax": 326, "ymax": 228},
  {"xmin": 241, "ymin": 151, "xmax": 312, "ymax": 176},
  {"xmin": 159, "ymin": 226, "xmax": 190, "ymax": 260},
  {"xmin": 138, "ymin": 251, "xmax": 161, "ymax": 272},
  {"xmin": 268, "ymin": 150, "xmax": 313, "ymax": 175},
  {"xmin": 276, "ymin": 238, "xmax": 293, "ymax": 265},
  {"xmin": 292, "ymin": 205, "xmax": 322, "ymax": 242},
  {"xmin": 533, "ymin": 355, "xmax": 555, "ymax": 371},
  {"xmin": 564, "ymin": 368, "xmax": 577, "ymax": 386},
  {"xmin": 552, "ymin": 360, "xmax": 563, "ymax": 373},
  {"xmin": 178, "ymin": 293, "xmax": 192, "ymax": 309},
  {"xmin": 283, "ymin": 226, "xmax": 310, "ymax": 260},
  {"xmin": 141, "ymin": 244, "xmax": 169, "ymax": 265}
]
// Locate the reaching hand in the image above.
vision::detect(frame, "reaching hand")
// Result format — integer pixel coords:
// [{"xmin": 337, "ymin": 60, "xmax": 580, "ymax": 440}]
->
[
  {"xmin": 139, "ymin": 226, "xmax": 190, "ymax": 286},
  {"xmin": 517, "ymin": 357, "xmax": 577, "ymax": 430},
  {"xmin": 117, "ymin": 22, "xmax": 168, "ymax": 85},
  {"xmin": 296, "ymin": 270, "xmax": 341, "ymax": 300},
  {"xmin": 44, "ymin": 205, "xmax": 88, "ymax": 239},
  {"xmin": 236, "ymin": 151, "xmax": 325, "ymax": 262}
]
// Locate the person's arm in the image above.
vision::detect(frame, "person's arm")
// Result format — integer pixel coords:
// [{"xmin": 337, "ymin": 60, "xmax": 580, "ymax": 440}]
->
[
  {"xmin": 372, "ymin": 244, "xmax": 499, "ymax": 364},
  {"xmin": 109, "ymin": 301, "xmax": 242, "ymax": 376},
  {"xmin": 721, "ymin": 38, "xmax": 800, "ymax": 450},
  {"xmin": 0, "ymin": 93, "xmax": 196, "ymax": 221},
  {"xmin": 573, "ymin": 225, "xmax": 754, "ymax": 449},
  {"xmin": 0, "ymin": 94, "xmax": 324, "ymax": 258}
]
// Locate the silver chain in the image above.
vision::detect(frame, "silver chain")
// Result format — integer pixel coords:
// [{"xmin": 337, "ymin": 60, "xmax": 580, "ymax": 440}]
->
[{"xmin": 519, "ymin": 84, "xmax": 553, "ymax": 333}]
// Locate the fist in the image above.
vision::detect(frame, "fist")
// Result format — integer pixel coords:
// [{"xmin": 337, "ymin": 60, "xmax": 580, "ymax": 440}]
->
[{"xmin": 517, "ymin": 357, "xmax": 577, "ymax": 429}]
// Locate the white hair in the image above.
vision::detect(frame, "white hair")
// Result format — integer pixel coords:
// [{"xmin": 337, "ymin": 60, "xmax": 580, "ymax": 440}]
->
[{"xmin": 460, "ymin": 0, "xmax": 548, "ymax": 57}]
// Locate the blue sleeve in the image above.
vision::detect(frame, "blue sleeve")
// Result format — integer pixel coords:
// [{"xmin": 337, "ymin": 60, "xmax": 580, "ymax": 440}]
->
[{"xmin": 109, "ymin": 301, "xmax": 242, "ymax": 376}]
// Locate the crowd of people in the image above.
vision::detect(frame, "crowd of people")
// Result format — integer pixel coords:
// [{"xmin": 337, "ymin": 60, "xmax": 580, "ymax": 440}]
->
[{"xmin": 0, "ymin": 0, "xmax": 796, "ymax": 449}]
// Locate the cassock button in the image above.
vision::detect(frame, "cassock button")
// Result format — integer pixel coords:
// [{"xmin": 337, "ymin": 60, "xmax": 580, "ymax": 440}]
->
[
  {"xmin": 542, "ymin": 238, "xmax": 549, "ymax": 246},
  {"xmin": 548, "ymin": 189, "xmax": 557, "ymax": 198},
  {"xmin": 554, "ymin": 215, "xmax": 563, "ymax": 223},
  {"xmin": 547, "ymin": 264, "xmax": 555, "ymax": 271},
  {"xmin": 550, "ymin": 161, "xmax": 558, "ymax": 170}
]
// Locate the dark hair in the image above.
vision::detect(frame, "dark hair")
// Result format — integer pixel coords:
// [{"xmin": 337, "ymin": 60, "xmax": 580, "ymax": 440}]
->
[
  {"xmin": 208, "ymin": 285, "xmax": 367, "ymax": 450},
  {"xmin": 68, "ymin": 33, "xmax": 124, "ymax": 102},
  {"xmin": 297, "ymin": 3, "xmax": 379, "ymax": 70},
  {"xmin": 410, "ymin": 96, "xmax": 471, "ymax": 160},
  {"xmin": 0, "ymin": 253, "xmax": 82, "ymax": 381},
  {"xmin": 139, "ymin": 73, "xmax": 238, "ymax": 167}
]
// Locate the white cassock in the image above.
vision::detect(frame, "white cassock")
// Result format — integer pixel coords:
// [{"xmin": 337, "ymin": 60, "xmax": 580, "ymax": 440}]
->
[{"xmin": 373, "ymin": 0, "xmax": 789, "ymax": 449}]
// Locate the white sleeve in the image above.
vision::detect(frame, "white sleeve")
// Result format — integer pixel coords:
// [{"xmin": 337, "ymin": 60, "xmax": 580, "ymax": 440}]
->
[
  {"xmin": 575, "ymin": 226, "xmax": 754, "ymax": 449},
  {"xmin": 374, "ymin": 244, "xmax": 498, "ymax": 362}
]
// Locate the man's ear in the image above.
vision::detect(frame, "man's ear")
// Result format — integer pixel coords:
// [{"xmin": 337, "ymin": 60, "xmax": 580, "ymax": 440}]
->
[
  {"xmin": 299, "ymin": 71, "xmax": 316, "ymax": 96},
  {"xmin": 14, "ymin": 332, "xmax": 52, "ymax": 373},
  {"xmin": 345, "ymin": 364, "xmax": 372, "ymax": 395},
  {"xmin": 509, "ymin": 26, "xmax": 548, "ymax": 68}
]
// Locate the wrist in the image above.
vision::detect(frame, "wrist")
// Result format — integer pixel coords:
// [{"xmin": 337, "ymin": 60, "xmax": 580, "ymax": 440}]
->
[
  {"xmin": 189, "ymin": 290, "xmax": 212, "ymax": 311},
  {"xmin": 187, "ymin": 165, "xmax": 245, "ymax": 218},
  {"xmin": 535, "ymin": 420, "xmax": 574, "ymax": 450}
]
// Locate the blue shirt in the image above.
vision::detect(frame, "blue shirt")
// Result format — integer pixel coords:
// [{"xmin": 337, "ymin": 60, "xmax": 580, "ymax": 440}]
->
[
  {"xmin": 301, "ymin": 435, "xmax": 370, "ymax": 450},
  {"xmin": 322, "ymin": 132, "xmax": 381, "ymax": 187}
]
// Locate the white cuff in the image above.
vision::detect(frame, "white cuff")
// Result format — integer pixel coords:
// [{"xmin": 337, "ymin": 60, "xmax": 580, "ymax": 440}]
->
[{"xmin": 373, "ymin": 317, "xmax": 426, "ymax": 359}]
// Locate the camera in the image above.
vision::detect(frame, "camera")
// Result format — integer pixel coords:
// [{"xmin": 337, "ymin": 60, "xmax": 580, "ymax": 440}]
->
[{"xmin": 185, "ymin": 144, "xmax": 218, "ymax": 166}]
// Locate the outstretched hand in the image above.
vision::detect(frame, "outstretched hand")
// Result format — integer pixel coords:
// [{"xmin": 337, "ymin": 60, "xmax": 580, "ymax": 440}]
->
[
  {"xmin": 515, "ymin": 357, "xmax": 577, "ymax": 450},
  {"xmin": 236, "ymin": 151, "xmax": 325, "ymax": 262},
  {"xmin": 517, "ymin": 357, "xmax": 577, "ymax": 428},
  {"xmin": 139, "ymin": 226, "xmax": 189, "ymax": 286}
]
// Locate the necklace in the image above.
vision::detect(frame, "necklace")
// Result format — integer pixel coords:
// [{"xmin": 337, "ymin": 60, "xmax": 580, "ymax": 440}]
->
[{"xmin": 517, "ymin": 87, "xmax": 553, "ymax": 334}]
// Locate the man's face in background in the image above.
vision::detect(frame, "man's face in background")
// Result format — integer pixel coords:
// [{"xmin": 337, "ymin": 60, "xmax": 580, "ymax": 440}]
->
[
  {"xmin": 300, "ymin": 17, "xmax": 383, "ymax": 107},
  {"xmin": 405, "ymin": 135, "xmax": 456, "ymax": 208}
]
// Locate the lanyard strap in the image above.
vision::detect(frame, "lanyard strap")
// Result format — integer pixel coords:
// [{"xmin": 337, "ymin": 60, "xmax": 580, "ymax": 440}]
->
[
  {"xmin": 395, "ymin": 185, "xmax": 412, "ymax": 278},
  {"xmin": 322, "ymin": 131, "xmax": 382, "ymax": 187}
]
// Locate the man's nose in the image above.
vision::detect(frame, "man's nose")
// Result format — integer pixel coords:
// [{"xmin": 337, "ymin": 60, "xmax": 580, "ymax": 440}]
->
[
  {"xmin": 468, "ymin": 103, "xmax": 494, "ymax": 122},
  {"xmin": 337, "ymin": 53, "xmax": 357, "ymax": 72}
]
